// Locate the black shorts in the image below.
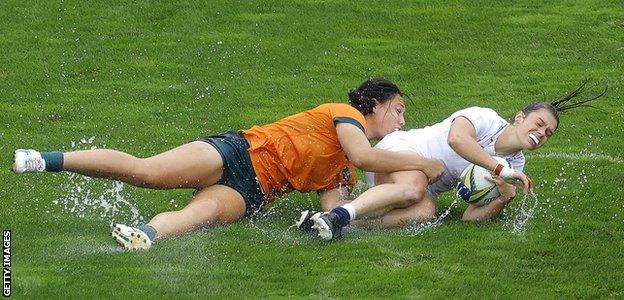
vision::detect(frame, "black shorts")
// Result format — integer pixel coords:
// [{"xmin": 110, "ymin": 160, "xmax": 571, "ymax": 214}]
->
[{"xmin": 198, "ymin": 131, "xmax": 265, "ymax": 217}]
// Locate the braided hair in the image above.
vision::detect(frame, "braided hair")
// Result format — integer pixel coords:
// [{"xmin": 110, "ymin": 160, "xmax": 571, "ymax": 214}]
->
[{"xmin": 521, "ymin": 80, "xmax": 607, "ymax": 128}]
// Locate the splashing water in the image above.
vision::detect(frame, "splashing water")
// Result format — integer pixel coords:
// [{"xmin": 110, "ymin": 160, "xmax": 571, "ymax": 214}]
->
[
  {"xmin": 406, "ymin": 198, "xmax": 461, "ymax": 236},
  {"xmin": 50, "ymin": 137, "xmax": 145, "ymax": 226},
  {"xmin": 52, "ymin": 174, "xmax": 145, "ymax": 226},
  {"xmin": 504, "ymin": 192, "xmax": 539, "ymax": 235},
  {"xmin": 244, "ymin": 195, "xmax": 306, "ymax": 245}
]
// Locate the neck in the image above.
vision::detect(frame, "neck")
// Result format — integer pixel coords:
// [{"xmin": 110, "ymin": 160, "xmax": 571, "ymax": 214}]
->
[
  {"xmin": 364, "ymin": 115, "xmax": 375, "ymax": 140},
  {"xmin": 495, "ymin": 125, "xmax": 524, "ymax": 155}
]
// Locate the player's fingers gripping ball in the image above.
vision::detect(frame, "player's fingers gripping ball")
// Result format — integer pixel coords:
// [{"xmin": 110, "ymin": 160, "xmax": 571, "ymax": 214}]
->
[{"xmin": 456, "ymin": 157, "xmax": 511, "ymax": 207}]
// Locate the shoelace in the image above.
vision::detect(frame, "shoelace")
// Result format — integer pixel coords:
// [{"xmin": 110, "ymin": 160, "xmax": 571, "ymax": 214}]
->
[{"xmin": 24, "ymin": 156, "xmax": 45, "ymax": 171}]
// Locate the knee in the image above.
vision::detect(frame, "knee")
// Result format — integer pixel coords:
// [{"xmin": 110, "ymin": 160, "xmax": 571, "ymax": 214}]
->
[
  {"xmin": 419, "ymin": 199, "xmax": 437, "ymax": 222},
  {"xmin": 397, "ymin": 184, "xmax": 427, "ymax": 207}
]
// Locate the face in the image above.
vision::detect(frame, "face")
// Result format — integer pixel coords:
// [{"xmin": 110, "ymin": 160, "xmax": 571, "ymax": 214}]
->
[
  {"xmin": 514, "ymin": 108, "xmax": 558, "ymax": 150},
  {"xmin": 370, "ymin": 94, "xmax": 406, "ymax": 139}
]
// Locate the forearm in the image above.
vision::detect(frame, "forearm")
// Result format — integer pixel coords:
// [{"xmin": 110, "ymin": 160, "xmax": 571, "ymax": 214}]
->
[
  {"xmin": 447, "ymin": 117, "xmax": 499, "ymax": 171},
  {"xmin": 448, "ymin": 135, "xmax": 499, "ymax": 171},
  {"xmin": 356, "ymin": 148, "xmax": 431, "ymax": 173},
  {"xmin": 462, "ymin": 197, "xmax": 509, "ymax": 222}
]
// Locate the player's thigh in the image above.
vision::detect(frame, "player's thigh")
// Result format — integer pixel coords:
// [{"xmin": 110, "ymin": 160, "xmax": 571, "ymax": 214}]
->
[
  {"xmin": 376, "ymin": 169, "xmax": 427, "ymax": 185},
  {"xmin": 375, "ymin": 170, "xmax": 429, "ymax": 205},
  {"xmin": 143, "ymin": 141, "xmax": 224, "ymax": 189},
  {"xmin": 387, "ymin": 170, "xmax": 428, "ymax": 186},
  {"xmin": 186, "ymin": 185, "xmax": 247, "ymax": 224}
]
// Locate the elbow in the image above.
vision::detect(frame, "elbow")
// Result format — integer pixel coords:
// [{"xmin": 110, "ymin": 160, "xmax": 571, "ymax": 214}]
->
[
  {"xmin": 347, "ymin": 151, "xmax": 370, "ymax": 169},
  {"xmin": 462, "ymin": 214, "xmax": 481, "ymax": 223},
  {"xmin": 447, "ymin": 133, "xmax": 462, "ymax": 150},
  {"xmin": 461, "ymin": 210, "xmax": 487, "ymax": 223},
  {"xmin": 350, "ymin": 156, "xmax": 369, "ymax": 169}
]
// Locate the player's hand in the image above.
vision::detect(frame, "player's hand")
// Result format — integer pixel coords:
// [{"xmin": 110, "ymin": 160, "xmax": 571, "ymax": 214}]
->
[
  {"xmin": 486, "ymin": 175, "xmax": 516, "ymax": 204},
  {"xmin": 509, "ymin": 170, "xmax": 533, "ymax": 193},
  {"xmin": 514, "ymin": 171, "xmax": 533, "ymax": 194},
  {"xmin": 423, "ymin": 158, "xmax": 444, "ymax": 184},
  {"xmin": 495, "ymin": 165, "xmax": 533, "ymax": 193}
]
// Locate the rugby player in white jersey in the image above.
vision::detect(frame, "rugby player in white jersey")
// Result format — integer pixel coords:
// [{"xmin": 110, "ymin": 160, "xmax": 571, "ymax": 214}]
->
[{"xmin": 298, "ymin": 81, "xmax": 605, "ymax": 240}]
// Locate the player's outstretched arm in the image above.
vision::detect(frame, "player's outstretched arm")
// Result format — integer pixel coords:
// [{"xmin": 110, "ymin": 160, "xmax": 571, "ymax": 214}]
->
[
  {"xmin": 336, "ymin": 123, "xmax": 444, "ymax": 183},
  {"xmin": 447, "ymin": 116, "xmax": 500, "ymax": 171},
  {"xmin": 448, "ymin": 117, "xmax": 533, "ymax": 193}
]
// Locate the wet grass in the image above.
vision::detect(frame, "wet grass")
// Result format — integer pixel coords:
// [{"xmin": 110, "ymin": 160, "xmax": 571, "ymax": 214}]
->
[{"xmin": 1, "ymin": 0, "xmax": 624, "ymax": 298}]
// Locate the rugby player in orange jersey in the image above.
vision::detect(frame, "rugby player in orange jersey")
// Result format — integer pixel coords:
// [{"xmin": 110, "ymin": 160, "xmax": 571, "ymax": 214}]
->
[{"xmin": 13, "ymin": 78, "xmax": 444, "ymax": 250}]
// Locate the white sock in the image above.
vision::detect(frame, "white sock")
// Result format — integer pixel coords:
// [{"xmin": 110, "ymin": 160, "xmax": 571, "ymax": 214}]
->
[{"xmin": 342, "ymin": 203, "xmax": 357, "ymax": 220}]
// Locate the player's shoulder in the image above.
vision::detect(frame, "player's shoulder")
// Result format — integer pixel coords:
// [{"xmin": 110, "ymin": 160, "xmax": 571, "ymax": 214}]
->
[
  {"xmin": 451, "ymin": 106, "xmax": 505, "ymax": 124},
  {"xmin": 317, "ymin": 103, "xmax": 365, "ymax": 120}
]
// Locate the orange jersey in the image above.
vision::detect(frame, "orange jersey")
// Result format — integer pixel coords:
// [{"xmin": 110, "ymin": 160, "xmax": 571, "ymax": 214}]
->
[{"xmin": 242, "ymin": 103, "xmax": 367, "ymax": 202}]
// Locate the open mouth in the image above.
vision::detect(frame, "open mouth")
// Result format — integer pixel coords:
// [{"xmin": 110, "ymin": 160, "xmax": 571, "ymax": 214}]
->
[{"xmin": 529, "ymin": 133, "xmax": 540, "ymax": 146}]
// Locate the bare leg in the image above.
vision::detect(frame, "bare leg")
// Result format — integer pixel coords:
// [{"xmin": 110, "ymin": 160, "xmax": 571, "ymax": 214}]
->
[
  {"xmin": 352, "ymin": 195, "xmax": 437, "ymax": 229},
  {"xmin": 318, "ymin": 186, "xmax": 350, "ymax": 212},
  {"xmin": 63, "ymin": 141, "xmax": 223, "ymax": 189},
  {"xmin": 347, "ymin": 183, "xmax": 424, "ymax": 217},
  {"xmin": 148, "ymin": 185, "xmax": 246, "ymax": 238},
  {"xmin": 348, "ymin": 170, "xmax": 436, "ymax": 229},
  {"xmin": 349, "ymin": 170, "xmax": 429, "ymax": 217}
]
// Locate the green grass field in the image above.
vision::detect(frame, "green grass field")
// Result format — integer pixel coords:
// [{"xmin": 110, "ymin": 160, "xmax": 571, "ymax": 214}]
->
[{"xmin": 2, "ymin": 0, "xmax": 623, "ymax": 298}]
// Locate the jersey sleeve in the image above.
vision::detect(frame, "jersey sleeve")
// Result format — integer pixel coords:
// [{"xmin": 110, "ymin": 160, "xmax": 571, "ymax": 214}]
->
[
  {"xmin": 509, "ymin": 152, "xmax": 525, "ymax": 172},
  {"xmin": 324, "ymin": 103, "xmax": 367, "ymax": 133},
  {"xmin": 450, "ymin": 107, "xmax": 501, "ymax": 141}
]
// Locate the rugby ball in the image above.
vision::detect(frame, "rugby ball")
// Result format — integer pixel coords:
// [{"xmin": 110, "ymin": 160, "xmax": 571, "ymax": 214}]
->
[{"xmin": 456, "ymin": 156, "xmax": 510, "ymax": 207}]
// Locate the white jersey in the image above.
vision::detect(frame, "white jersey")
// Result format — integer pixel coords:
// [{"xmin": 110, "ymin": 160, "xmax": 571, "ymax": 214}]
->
[{"xmin": 365, "ymin": 107, "xmax": 525, "ymax": 198}]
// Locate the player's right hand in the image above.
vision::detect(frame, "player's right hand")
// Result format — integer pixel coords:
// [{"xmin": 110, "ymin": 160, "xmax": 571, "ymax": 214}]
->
[
  {"xmin": 510, "ymin": 170, "xmax": 533, "ymax": 193},
  {"xmin": 496, "ymin": 164, "xmax": 533, "ymax": 193}
]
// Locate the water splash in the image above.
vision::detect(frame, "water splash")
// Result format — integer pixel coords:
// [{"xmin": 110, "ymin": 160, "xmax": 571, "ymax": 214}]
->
[
  {"xmin": 504, "ymin": 192, "xmax": 539, "ymax": 235},
  {"xmin": 244, "ymin": 195, "xmax": 306, "ymax": 245},
  {"xmin": 406, "ymin": 198, "xmax": 460, "ymax": 236},
  {"xmin": 50, "ymin": 137, "xmax": 145, "ymax": 226}
]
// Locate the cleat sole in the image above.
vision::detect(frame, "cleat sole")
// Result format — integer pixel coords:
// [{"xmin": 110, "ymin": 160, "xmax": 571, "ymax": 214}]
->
[
  {"xmin": 111, "ymin": 224, "xmax": 151, "ymax": 251},
  {"xmin": 311, "ymin": 214, "xmax": 333, "ymax": 240}
]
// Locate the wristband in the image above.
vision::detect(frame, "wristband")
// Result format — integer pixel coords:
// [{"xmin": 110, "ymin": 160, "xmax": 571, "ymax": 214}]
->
[
  {"xmin": 494, "ymin": 163, "xmax": 515, "ymax": 180},
  {"xmin": 494, "ymin": 164, "xmax": 504, "ymax": 175}
]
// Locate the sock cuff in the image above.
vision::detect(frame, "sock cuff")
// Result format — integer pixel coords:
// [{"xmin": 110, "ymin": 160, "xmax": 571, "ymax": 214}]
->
[
  {"xmin": 136, "ymin": 225, "xmax": 158, "ymax": 241},
  {"xmin": 41, "ymin": 151, "xmax": 64, "ymax": 172},
  {"xmin": 331, "ymin": 207, "xmax": 351, "ymax": 227},
  {"xmin": 342, "ymin": 203, "xmax": 357, "ymax": 220}
]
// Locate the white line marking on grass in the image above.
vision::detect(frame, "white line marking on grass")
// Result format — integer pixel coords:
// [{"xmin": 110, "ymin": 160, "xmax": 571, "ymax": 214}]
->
[{"xmin": 528, "ymin": 152, "xmax": 624, "ymax": 164}]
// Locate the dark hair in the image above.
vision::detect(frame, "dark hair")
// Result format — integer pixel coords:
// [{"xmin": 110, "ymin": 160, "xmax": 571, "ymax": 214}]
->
[
  {"xmin": 348, "ymin": 78, "xmax": 404, "ymax": 115},
  {"xmin": 521, "ymin": 80, "xmax": 607, "ymax": 128}
]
